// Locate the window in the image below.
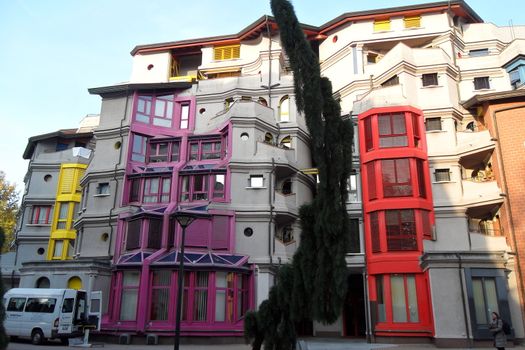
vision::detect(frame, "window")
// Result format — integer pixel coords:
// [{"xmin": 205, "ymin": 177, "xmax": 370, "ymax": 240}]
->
[
  {"xmin": 147, "ymin": 218, "xmax": 163, "ymax": 249},
  {"xmin": 391, "ymin": 274, "xmax": 419, "ymax": 323},
  {"xmin": 364, "ymin": 117, "xmax": 373, "ymax": 151},
  {"xmin": 150, "ymin": 270, "xmax": 170, "ymax": 321},
  {"xmin": 347, "ymin": 218, "xmax": 361, "ymax": 253},
  {"xmin": 474, "ymin": 77, "xmax": 490, "ymax": 90},
  {"xmin": 434, "ymin": 168, "xmax": 451, "ymax": 182},
  {"xmin": 509, "ymin": 69, "xmax": 522, "ymax": 89},
  {"xmin": 370, "ymin": 212, "xmax": 380, "ymax": 253},
  {"xmin": 280, "ymin": 136, "xmax": 292, "ymax": 149},
  {"xmin": 36, "ymin": 277, "xmax": 50, "ymax": 288},
  {"xmin": 279, "ymin": 96, "xmax": 290, "ymax": 122},
  {"xmin": 249, "ymin": 175, "xmax": 264, "ymax": 188},
  {"xmin": 385, "ymin": 209, "xmax": 417, "ymax": 251},
  {"xmin": 120, "ymin": 271, "xmax": 140, "ymax": 321},
  {"xmin": 53, "ymin": 240, "xmax": 64, "ymax": 258},
  {"xmin": 188, "ymin": 139, "xmax": 223, "ymax": 161},
  {"xmin": 143, "ymin": 177, "xmax": 171, "ymax": 203},
  {"xmin": 136, "ymin": 94, "xmax": 174, "ymax": 127},
  {"xmin": 125, "ymin": 219, "xmax": 141, "ymax": 250},
  {"xmin": 381, "ymin": 75, "xmax": 399, "ymax": 87},
  {"xmin": 347, "ymin": 173, "xmax": 358, "ymax": 202},
  {"xmin": 264, "ymin": 133, "xmax": 274, "ymax": 144},
  {"xmin": 180, "ymin": 103, "xmax": 190, "ymax": 129},
  {"xmin": 56, "ymin": 203, "xmax": 69, "ymax": 230},
  {"xmin": 376, "ymin": 276, "xmax": 386, "ymax": 322},
  {"xmin": 422, "ymin": 73, "xmax": 438, "ymax": 87},
  {"xmin": 374, "ymin": 19, "xmax": 391, "ymax": 32},
  {"xmin": 25, "ymin": 298, "xmax": 57, "ymax": 313},
  {"xmin": 147, "ymin": 141, "xmax": 180, "ymax": 163},
  {"xmin": 30, "ymin": 205, "xmax": 52, "ymax": 225},
  {"xmin": 382, "ymin": 159, "xmax": 412, "ymax": 197},
  {"xmin": 425, "ymin": 117, "xmax": 442, "ymax": 131},
  {"xmin": 378, "ymin": 113, "xmax": 408, "ymax": 148},
  {"xmin": 131, "ymin": 134, "xmax": 148, "ymax": 162},
  {"xmin": 213, "ymin": 45, "xmax": 240, "ymax": 60},
  {"xmin": 404, "ymin": 15, "xmax": 421, "ymax": 28},
  {"xmin": 367, "ymin": 163, "xmax": 377, "ymax": 200},
  {"xmin": 96, "ymin": 183, "xmax": 109, "ymax": 195},
  {"xmin": 281, "ymin": 179, "xmax": 293, "ymax": 195},
  {"xmin": 276, "ymin": 225, "xmax": 294, "ymax": 244},
  {"xmin": 7, "ymin": 297, "xmax": 26, "ymax": 312},
  {"xmin": 179, "ymin": 173, "xmax": 227, "ymax": 202},
  {"xmin": 416, "ymin": 159, "xmax": 427, "ymax": 199},
  {"xmin": 469, "ymin": 48, "xmax": 489, "ymax": 57}
]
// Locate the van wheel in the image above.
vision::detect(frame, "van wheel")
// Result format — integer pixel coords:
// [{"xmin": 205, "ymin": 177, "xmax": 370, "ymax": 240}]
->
[{"xmin": 31, "ymin": 329, "xmax": 44, "ymax": 345}]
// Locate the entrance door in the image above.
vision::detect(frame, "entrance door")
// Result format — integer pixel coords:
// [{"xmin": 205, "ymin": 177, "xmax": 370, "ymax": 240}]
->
[{"xmin": 343, "ymin": 274, "xmax": 366, "ymax": 337}]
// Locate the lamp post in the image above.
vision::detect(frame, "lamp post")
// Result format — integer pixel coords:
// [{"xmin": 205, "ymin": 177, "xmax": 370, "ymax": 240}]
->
[{"xmin": 171, "ymin": 209, "xmax": 209, "ymax": 350}]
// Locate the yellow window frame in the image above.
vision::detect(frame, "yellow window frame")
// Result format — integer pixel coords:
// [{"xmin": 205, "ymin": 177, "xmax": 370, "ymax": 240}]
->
[{"xmin": 374, "ymin": 19, "xmax": 391, "ymax": 32}]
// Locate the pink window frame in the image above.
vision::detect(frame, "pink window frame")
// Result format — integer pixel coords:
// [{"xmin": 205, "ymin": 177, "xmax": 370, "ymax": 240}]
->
[
  {"xmin": 187, "ymin": 138, "xmax": 224, "ymax": 161},
  {"xmin": 147, "ymin": 140, "xmax": 181, "ymax": 164},
  {"xmin": 131, "ymin": 133, "xmax": 148, "ymax": 163},
  {"xmin": 135, "ymin": 94, "xmax": 175, "ymax": 127},
  {"xmin": 30, "ymin": 205, "xmax": 52, "ymax": 224},
  {"xmin": 143, "ymin": 177, "xmax": 171, "ymax": 203},
  {"xmin": 119, "ymin": 271, "xmax": 141, "ymax": 322},
  {"xmin": 179, "ymin": 173, "xmax": 227, "ymax": 203}
]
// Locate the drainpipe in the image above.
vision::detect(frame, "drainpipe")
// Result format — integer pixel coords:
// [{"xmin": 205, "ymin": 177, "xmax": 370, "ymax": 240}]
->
[
  {"xmin": 491, "ymin": 104, "xmax": 525, "ymax": 322},
  {"xmin": 107, "ymin": 89, "xmax": 130, "ymax": 257},
  {"xmin": 455, "ymin": 253, "xmax": 472, "ymax": 347},
  {"xmin": 265, "ymin": 16, "xmax": 273, "ymax": 103},
  {"xmin": 268, "ymin": 158, "xmax": 276, "ymax": 267}
]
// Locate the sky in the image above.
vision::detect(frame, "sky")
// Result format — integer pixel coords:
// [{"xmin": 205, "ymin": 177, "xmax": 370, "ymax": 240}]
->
[{"xmin": 1, "ymin": 0, "xmax": 524, "ymax": 194}]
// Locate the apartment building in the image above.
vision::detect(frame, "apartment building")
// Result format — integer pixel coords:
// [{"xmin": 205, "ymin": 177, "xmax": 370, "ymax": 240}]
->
[{"xmin": 7, "ymin": 0, "xmax": 525, "ymax": 347}]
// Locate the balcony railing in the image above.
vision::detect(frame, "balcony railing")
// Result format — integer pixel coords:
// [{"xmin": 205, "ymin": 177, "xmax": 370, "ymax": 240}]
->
[{"xmin": 468, "ymin": 226, "xmax": 503, "ymax": 236}]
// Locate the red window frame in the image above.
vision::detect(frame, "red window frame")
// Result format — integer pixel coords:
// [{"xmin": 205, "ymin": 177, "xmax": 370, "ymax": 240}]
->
[
  {"xmin": 378, "ymin": 113, "xmax": 408, "ymax": 148},
  {"xmin": 385, "ymin": 209, "xmax": 417, "ymax": 251},
  {"xmin": 374, "ymin": 274, "xmax": 422, "ymax": 325},
  {"xmin": 30, "ymin": 205, "xmax": 52, "ymax": 224},
  {"xmin": 381, "ymin": 159, "xmax": 412, "ymax": 197},
  {"xmin": 367, "ymin": 162, "xmax": 377, "ymax": 200},
  {"xmin": 365, "ymin": 117, "xmax": 374, "ymax": 151},
  {"xmin": 370, "ymin": 211, "xmax": 381, "ymax": 253}
]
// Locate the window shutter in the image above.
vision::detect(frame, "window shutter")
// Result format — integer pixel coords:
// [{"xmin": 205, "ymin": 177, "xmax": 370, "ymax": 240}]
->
[
  {"xmin": 60, "ymin": 168, "xmax": 75, "ymax": 194},
  {"xmin": 374, "ymin": 19, "xmax": 391, "ymax": 32},
  {"xmin": 404, "ymin": 16, "xmax": 421, "ymax": 28},
  {"xmin": 213, "ymin": 45, "xmax": 240, "ymax": 61}
]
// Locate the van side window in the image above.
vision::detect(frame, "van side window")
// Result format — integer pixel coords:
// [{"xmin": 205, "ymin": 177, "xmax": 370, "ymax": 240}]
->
[
  {"xmin": 7, "ymin": 297, "xmax": 26, "ymax": 312},
  {"xmin": 25, "ymin": 298, "xmax": 57, "ymax": 313},
  {"xmin": 62, "ymin": 298, "xmax": 74, "ymax": 313}
]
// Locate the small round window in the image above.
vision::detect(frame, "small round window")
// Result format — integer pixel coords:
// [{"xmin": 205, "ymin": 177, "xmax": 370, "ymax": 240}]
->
[
  {"xmin": 244, "ymin": 227, "xmax": 254, "ymax": 237},
  {"xmin": 44, "ymin": 174, "xmax": 52, "ymax": 182},
  {"xmin": 241, "ymin": 133, "xmax": 249, "ymax": 141}
]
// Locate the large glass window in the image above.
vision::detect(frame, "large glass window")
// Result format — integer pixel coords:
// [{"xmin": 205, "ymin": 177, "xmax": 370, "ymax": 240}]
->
[
  {"xmin": 128, "ymin": 176, "xmax": 171, "ymax": 204},
  {"xmin": 382, "ymin": 159, "xmax": 412, "ymax": 197},
  {"xmin": 385, "ymin": 209, "xmax": 417, "ymax": 251},
  {"xmin": 30, "ymin": 205, "xmax": 52, "ymax": 225},
  {"xmin": 56, "ymin": 203, "xmax": 69, "ymax": 230},
  {"xmin": 391, "ymin": 274, "xmax": 419, "ymax": 323},
  {"xmin": 131, "ymin": 134, "xmax": 148, "ymax": 162},
  {"xmin": 378, "ymin": 113, "xmax": 408, "ymax": 148},
  {"xmin": 120, "ymin": 271, "xmax": 140, "ymax": 321},
  {"xmin": 150, "ymin": 271, "xmax": 171, "ymax": 321},
  {"xmin": 193, "ymin": 272, "xmax": 209, "ymax": 321},
  {"xmin": 179, "ymin": 173, "xmax": 227, "ymax": 202},
  {"xmin": 136, "ymin": 94, "xmax": 175, "ymax": 127},
  {"xmin": 472, "ymin": 277, "xmax": 499, "ymax": 326},
  {"xmin": 188, "ymin": 139, "xmax": 223, "ymax": 161}
]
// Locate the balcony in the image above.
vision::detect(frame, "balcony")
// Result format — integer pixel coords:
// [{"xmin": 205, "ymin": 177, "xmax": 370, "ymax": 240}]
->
[
  {"xmin": 457, "ymin": 129, "xmax": 495, "ymax": 159},
  {"xmin": 461, "ymin": 177, "xmax": 502, "ymax": 207}
]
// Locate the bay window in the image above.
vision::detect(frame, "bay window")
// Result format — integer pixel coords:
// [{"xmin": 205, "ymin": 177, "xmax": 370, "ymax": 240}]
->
[
  {"xmin": 179, "ymin": 173, "xmax": 227, "ymax": 202},
  {"xmin": 385, "ymin": 209, "xmax": 417, "ymax": 251},
  {"xmin": 378, "ymin": 113, "xmax": 408, "ymax": 148},
  {"xmin": 382, "ymin": 159, "xmax": 412, "ymax": 197},
  {"xmin": 128, "ymin": 175, "xmax": 171, "ymax": 204},
  {"xmin": 188, "ymin": 139, "xmax": 223, "ymax": 161},
  {"xmin": 125, "ymin": 216, "xmax": 163, "ymax": 251}
]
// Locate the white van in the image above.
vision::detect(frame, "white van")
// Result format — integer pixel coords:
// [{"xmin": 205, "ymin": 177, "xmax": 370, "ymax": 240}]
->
[{"xmin": 3, "ymin": 288, "xmax": 101, "ymax": 345}]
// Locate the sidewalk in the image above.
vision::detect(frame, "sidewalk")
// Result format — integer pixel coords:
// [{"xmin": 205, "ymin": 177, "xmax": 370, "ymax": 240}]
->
[{"xmin": 7, "ymin": 338, "xmax": 525, "ymax": 350}]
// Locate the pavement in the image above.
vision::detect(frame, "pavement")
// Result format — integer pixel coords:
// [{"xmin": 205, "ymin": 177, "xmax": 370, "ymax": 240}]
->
[{"xmin": 6, "ymin": 338, "xmax": 525, "ymax": 350}]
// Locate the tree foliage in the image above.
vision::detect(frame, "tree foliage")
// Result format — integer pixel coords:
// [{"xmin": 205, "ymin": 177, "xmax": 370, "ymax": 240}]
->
[
  {"xmin": 245, "ymin": 0, "xmax": 354, "ymax": 348},
  {"xmin": 0, "ymin": 171, "xmax": 19, "ymax": 252},
  {"xmin": 0, "ymin": 227, "xmax": 9, "ymax": 350}
]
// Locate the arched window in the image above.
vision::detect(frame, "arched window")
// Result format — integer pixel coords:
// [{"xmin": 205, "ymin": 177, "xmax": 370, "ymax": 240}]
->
[
  {"xmin": 281, "ymin": 179, "xmax": 293, "ymax": 195},
  {"xmin": 264, "ymin": 133, "xmax": 274, "ymax": 144},
  {"xmin": 258, "ymin": 97, "xmax": 268, "ymax": 107},
  {"xmin": 36, "ymin": 277, "xmax": 50, "ymax": 288},
  {"xmin": 68, "ymin": 276, "xmax": 82, "ymax": 290},
  {"xmin": 278, "ymin": 96, "xmax": 290, "ymax": 122},
  {"xmin": 280, "ymin": 136, "xmax": 292, "ymax": 149}
]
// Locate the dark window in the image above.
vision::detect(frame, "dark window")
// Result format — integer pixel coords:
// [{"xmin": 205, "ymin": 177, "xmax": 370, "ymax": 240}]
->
[
  {"xmin": 378, "ymin": 113, "xmax": 408, "ymax": 148},
  {"xmin": 421, "ymin": 211, "xmax": 432, "ymax": 239},
  {"xmin": 56, "ymin": 142, "xmax": 68, "ymax": 151},
  {"xmin": 381, "ymin": 75, "xmax": 399, "ymax": 87},
  {"xmin": 367, "ymin": 163, "xmax": 377, "ymax": 200},
  {"xmin": 188, "ymin": 139, "xmax": 223, "ymax": 161},
  {"xmin": 509, "ymin": 69, "xmax": 521, "ymax": 89},
  {"xmin": 416, "ymin": 159, "xmax": 427, "ymax": 199},
  {"xmin": 96, "ymin": 183, "xmax": 109, "ymax": 195},
  {"xmin": 148, "ymin": 142, "xmax": 169, "ymax": 163},
  {"xmin": 382, "ymin": 159, "xmax": 412, "ymax": 197},
  {"xmin": 376, "ymin": 276, "xmax": 386, "ymax": 322},
  {"xmin": 425, "ymin": 117, "xmax": 442, "ymax": 131},
  {"xmin": 131, "ymin": 134, "xmax": 148, "ymax": 162},
  {"xmin": 434, "ymin": 168, "xmax": 451, "ymax": 182},
  {"xmin": 422, "ymin": 73, "xmax": 438, "ymax": 86},
  {"xmin": 385, "ymin": 209, "xmax": 417, "ymax": 251},
  {"xmin": 147, "ymin": 218, "xmax": 163, "ymax": 249},
  {"xmin": 7, "ymin": 298, "xmax": 26, "ymax": 312},
  {"xmin": 25, "ymin": 298, "xmax": 57, "ymax": 313},
  {"xmin": 474, "ymin": 77, "xmax": 490, "ymax": 90},
  {"xmin": 365, "ymin": 117, "xmax": 374, "ymax": 151},
  {"xmin": 129, "ymin": 179, "xmax": 141, "ymax": 202},
  {"xmin": 469, "ymin": 48, "xmax": 489, "ymax": 57},
  {"xmin": 180, "ymin": 174, "xmax": 226, "ymax": 202},
  {"xmin": 126, "ymin": 220, "xmax": 141, "ymax": 250},
  {"xmin": 347, "ymin": 218, "xmax": 361, "ymax": 253},
  {"xmin": 370, "ymin": 212, "xmax": 380, "ymax": 253},
  {"xmin": 62, "ymin": 298, "xmax": 74, "ymax": 313}
]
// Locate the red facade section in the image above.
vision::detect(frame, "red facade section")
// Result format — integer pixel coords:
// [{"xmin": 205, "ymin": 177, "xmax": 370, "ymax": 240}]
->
[{"xmin": 358, "ymin": 106, "xmax": 435, "ymax": 337}]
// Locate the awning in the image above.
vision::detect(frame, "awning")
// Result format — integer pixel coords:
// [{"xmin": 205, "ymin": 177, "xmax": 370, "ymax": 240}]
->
[{"xmin": 151, "ymin": 251, "xmax": 250, "ymax": 270}]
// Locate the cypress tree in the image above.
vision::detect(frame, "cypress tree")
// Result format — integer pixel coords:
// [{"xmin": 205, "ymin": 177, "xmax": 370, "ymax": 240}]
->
[
  {"xmin": 0, "ymin": 227, "xmax": 9, "ymax": 350},
  {"xmin": 245, "ymin": 0, "xmax": 354, "ymax": 348}
]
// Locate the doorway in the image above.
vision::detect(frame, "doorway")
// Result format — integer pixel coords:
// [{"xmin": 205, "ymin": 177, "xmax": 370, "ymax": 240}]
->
[{"xmin": 343, "ymin": 274, "xmax": 366, "ymax": 337}]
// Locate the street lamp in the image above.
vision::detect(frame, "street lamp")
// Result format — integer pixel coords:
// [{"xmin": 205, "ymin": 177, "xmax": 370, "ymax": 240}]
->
[{"xmin": 171, "ymin": 209, "xmax": 210, "ymax": 350}]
